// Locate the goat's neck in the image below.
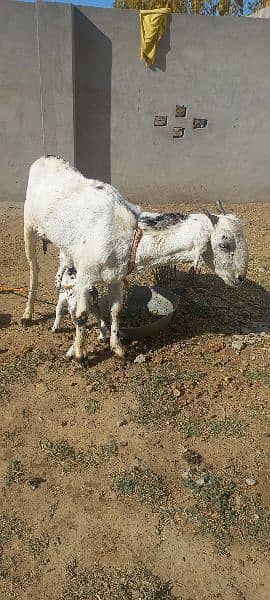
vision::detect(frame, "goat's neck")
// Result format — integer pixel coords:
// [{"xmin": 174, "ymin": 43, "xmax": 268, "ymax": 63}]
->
[{"xmin": 135, "ymin": 216, "xmax": 210, "ymax": 271}]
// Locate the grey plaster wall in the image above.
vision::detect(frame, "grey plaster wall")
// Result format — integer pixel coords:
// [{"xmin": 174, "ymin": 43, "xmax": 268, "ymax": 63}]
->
[
  {"xmin": 75, "ymin": 7, "xmax": 270, "ymax": 205},
  {"xmin": 1, "ymin": 2, "xmax": 270, "ymax": 204},
  {"xmin": 0, "ymin": 1, "xmax": 74, "ymax": 202},
  {"xmin": 0, "ymin": 1, "xmax": 42, "ymax": 202},
  {"xmin": 36, "ymin": 1, "xmax": 75, "ymax": 163},
  {"xmin": 73, "ymin": 7, "xmax": 111, "ymax": 182}
]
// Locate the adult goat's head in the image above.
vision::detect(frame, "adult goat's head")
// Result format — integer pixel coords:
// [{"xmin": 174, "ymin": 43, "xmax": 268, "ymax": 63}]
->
[{"xmin": 202, "ymin": 202, "xmax": 248, "ymax": 287}]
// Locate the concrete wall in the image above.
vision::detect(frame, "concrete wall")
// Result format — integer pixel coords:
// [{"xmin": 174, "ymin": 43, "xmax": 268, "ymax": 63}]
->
[
  {"xmin": 73, "ymin": 7, "xmax": 111, "ymax": 182},
  {"xmin": 1, "ymin": 2, "xmax": 270, "ymax": 204},
  {"xmin": 75, "ymin": 7, "xmax": 270, "ymax": 204},
  {"xmin": 0, "ymin": 1, "xmax": 74, "ymax": 202},
  {"xmin": 0, "ymin": 1, "xmax": 42, "ymax": 202},
  {"xmin": 36, "ymin": 1, "xmax": 75, "ymax": 163}
]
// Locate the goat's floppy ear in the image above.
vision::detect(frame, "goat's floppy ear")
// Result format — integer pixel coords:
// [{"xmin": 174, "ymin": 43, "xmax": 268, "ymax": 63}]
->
[{"xmin": 203, "ymin": 208, "xmax": 219, "ymax": 227}]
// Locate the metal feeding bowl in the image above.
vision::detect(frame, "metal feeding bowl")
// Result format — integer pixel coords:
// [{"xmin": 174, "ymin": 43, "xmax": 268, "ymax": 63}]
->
[
  {"xmin": 98, "ymin": 285, "xmax": 178, "ymax": 340},
  {"xmin": 118, "ymin": 285, "xmax": 178, "ymax": 340}
]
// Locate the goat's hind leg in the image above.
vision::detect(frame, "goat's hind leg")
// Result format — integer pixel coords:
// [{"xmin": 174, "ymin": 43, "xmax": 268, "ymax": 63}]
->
[
  {"xmin": 52, "ymin": 292, "xmax": 66, "ymax": 332},
  {"xmin": 22, "ymin": 223, "xmax": 39, "ymax": 326},
  {"xmin": 90, "ymin": 287, "xmax": 109, "ymax": 342},
  {"xmin": 109, "ymin": 281, "xmax": 125, "ymax": 359},
  {"xmin": 64, "ymin": 306, "xmax": 77, "ymax": 359}
]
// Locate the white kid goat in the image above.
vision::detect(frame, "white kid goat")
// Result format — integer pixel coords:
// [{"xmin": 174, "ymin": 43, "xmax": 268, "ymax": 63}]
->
[
  {"xmin": 51, "ymin": 264, "xmax": 108, "ymax": 358},
  {"xmin": 22, "ymin": 156, "xmax": 248, "ymax": 365},
  {"xmin": 51, "ymin": 266, "xmax": 78, "ymax": 335}
]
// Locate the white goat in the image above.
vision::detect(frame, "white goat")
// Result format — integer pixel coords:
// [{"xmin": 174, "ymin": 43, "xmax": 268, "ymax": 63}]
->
[
  {"xmin": 52, "ymin": 264, "xmax": 108, "ymax": 357},
  {"xmin": 52, "ymin": 266, "xmax": 77, "ymax": 333},
  {"xmin": 22, "ymin": 156, "xmax": 248, "ymax": 365}
]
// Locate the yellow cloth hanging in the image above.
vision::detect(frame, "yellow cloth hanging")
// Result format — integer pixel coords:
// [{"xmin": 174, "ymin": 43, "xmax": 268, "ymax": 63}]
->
[{"xmin": 140, "ymin": 8, "xmax": 171, "ymax": 66}]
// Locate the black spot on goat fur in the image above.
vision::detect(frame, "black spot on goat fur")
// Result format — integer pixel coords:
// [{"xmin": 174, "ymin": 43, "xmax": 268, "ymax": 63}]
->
[
  {"xmin": 139, "ymin": 212, "xmax": 188, "ymax": 230},
  {"xmin": 42, "ymin": 239, "xmax": 50, "ymax": 255},
  {"xmin": 91, "ymin": 287, "xmax": 99, "ymax": 305},
  {"xmin": 77, "ymin": 317, "xmax": 87, "ymax": 327},
  {"xmin": 45, "ymin": 154, "xmax": 63, "ymax": 160}
]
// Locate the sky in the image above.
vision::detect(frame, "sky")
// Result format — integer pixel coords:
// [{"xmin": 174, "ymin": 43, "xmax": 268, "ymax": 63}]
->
[{"xmin": 17, "ymin": 1, "xmax": 114, "ymax": 7}]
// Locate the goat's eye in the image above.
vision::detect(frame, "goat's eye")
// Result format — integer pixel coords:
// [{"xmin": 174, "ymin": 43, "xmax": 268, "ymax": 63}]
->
[{"xmin": 219, "ymin": 241, "xmax": 231, "ymax": 251}]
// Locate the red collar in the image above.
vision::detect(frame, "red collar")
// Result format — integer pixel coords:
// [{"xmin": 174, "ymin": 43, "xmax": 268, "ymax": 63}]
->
[{"xmin": 126, "ymin": 226, "xmax": 143, "ymax": 277}]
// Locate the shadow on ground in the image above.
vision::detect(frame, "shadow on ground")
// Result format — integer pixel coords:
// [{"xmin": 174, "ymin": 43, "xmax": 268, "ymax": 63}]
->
[
  {"xmin": 0, "ymin": 313, "xmax": 11, "ymax": 329},
  {"xmin": 120, "ymin": 271, "xmax": 270, "ymax": 361},
  {"xmin": 16, "ymin": 271, "xmax": 270, "ymax": 366}
]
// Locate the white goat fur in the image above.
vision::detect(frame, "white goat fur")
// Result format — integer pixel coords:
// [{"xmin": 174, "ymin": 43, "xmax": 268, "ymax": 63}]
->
[
  {"xmin": 52, "ymin": 266, "xmax": 109, "ymax": 358},
  {"xmin": 23, "ymin": 156, "xmax": 248, "ymax": 363}
]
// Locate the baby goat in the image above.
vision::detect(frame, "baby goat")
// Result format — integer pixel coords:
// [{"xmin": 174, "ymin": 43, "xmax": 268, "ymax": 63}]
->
[{"xmin": 52, "ymin": 263, "xmax": 109, "ymax": 359}]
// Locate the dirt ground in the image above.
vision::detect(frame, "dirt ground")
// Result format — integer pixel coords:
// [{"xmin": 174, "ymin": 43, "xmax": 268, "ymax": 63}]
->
[{"xmin": 0, "ymin": 201, "xmax": 270, "ymax": 600}]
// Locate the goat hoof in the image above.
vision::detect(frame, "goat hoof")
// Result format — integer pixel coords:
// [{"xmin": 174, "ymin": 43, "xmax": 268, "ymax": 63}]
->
[
  {"xmin": 114, "ymin": 350, "xmax": 126, "ymax": 363},
  {"xmin": 21, "ymin": 317, "xmax": 32, "ymax": 328},
  {"xmin": 98, "ymin": 330, "xmax": 110, "ymax": 342},
  {"xmin": 76, "ymin": 312, "xmax": 88, "ymax": 327},
  {"xmin": 52, "ymin": 326, "xmax": 60, "ymax": 333},
  {"xmin": 73, "ymin": 352, "xmax": 89, "ymax": 368},
  {"xmin": 116, "ymin": 355, "xmax": 126, "ymax": 366},
  {"xmin": 78, "ymin": 355, "xmax": 89, "ymax": 369},
  {"xmin": 112, "ymin": 345, "xmax": 125, "ymax": 359}
]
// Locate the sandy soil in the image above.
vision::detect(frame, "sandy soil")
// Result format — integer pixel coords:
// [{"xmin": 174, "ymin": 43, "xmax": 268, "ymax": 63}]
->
[{"xmin": 0, "ymin": 201, "xmax": 269, "ymax": 599}]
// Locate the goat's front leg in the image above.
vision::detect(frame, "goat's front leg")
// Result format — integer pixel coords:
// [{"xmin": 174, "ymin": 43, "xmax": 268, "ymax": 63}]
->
[
  {"xmin": 189, "ymin": 254, "xmax": 203, "ymax": 278},
  {"xmin": 66, "ymin": 294, "xmax": 92, "ymax": 365},
  {"xmin": 52, "ymin": 292, "xmax": 66, "ymax": 332},
  {"xmin": 70, "ymin": 277, "xmax": 90, "ymax": 366},
  {"xmin": 22, "ymin": 225, "xmax": 39, "ymax": 325},
  {"xmin": 108, "ymin": 281, "xmax": 125, "ymax": 359},
  {"xmin": 69, "ymin": 317, "xmax": 88, "ymax": 367},
  {"xmin": 67, "ymin": 316, "xmax": 88, "ymax": 366}
]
